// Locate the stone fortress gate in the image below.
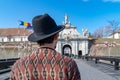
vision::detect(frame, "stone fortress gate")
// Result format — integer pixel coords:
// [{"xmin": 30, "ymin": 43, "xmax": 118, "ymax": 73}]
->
[{"xmin": 55, "ymin": 15, "xmax": 89, "ymax": 56}]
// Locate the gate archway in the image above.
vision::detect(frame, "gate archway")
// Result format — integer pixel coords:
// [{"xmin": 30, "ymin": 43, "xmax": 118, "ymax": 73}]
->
[{"xmin": 62, "ymin": 44, "xmax": 72, "ymax": 56}]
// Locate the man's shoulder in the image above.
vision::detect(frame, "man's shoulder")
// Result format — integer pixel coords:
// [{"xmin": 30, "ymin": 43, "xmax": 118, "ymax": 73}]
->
[{"xmin": 12, "ymin": 56, "xmax": 28, "ymax": 67}]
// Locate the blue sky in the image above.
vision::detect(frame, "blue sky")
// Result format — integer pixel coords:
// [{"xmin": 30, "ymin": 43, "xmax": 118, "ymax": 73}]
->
[{"xmin": 0, "ymin": 0, "xmax": 120, "ymax": 33}]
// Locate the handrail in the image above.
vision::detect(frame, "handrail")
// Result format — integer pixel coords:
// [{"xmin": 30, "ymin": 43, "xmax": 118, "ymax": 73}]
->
[
  {"xmin": 0, "ymin": 68, "xmax": 11, "ymax": 74},
  {"xmin": 0, "ymin": 58, "xmax": 19, "ymax": 80},
  {"xmin": 84, "ymin": 56, "xmax": 120, "ymax": 70},
  {"xmin": 0, "ymin": 58, "xmax": 19, "ymax": 68}
]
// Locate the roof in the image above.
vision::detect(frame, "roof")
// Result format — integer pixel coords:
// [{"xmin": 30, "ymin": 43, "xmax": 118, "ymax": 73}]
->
[
  {"xmin": 117, "ymin": 29, "xmax": 120, "ymax": 33},
  {"xmin": 109, "ymin": 29, "xmax": 120, "ymax": 36},
  {"xmin": 0, "ymin": 28, "xmax": 32, "ymax": 36}
]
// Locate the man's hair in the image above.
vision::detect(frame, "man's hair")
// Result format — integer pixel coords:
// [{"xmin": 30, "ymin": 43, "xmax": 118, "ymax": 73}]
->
[{"xmin": 37, "ymin": 34, "xmax": 56, "ymax": 46}]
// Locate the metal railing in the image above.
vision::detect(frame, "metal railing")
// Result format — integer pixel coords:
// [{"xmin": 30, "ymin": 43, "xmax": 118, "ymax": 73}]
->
[
  {"xmin": 0, "ymin": 58, "xmax": 19, "ymax": 80},
  {"xmin": 84, "ymin": 56, "xmax": 120, "ymax": 70},
  {"xmin": 0, "ymin": 58, "xmax": 19, "ymax": 68}
]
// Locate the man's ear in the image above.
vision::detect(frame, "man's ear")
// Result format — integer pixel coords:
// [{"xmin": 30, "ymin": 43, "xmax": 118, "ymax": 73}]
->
[{"xmin": 54, "ymin": 33, "xmax": 59, "ymax": 40}]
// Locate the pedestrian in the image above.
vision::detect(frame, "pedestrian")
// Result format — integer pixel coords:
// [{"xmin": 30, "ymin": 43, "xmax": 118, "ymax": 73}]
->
[{"xmin": 10, "ymin": 13, "xmax": 81, "ymax": 80}]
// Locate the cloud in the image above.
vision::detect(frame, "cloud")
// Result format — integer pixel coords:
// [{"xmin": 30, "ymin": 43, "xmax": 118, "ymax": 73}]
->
[{"xmin": 103, "ymin": 0, "xmax": 120, "ymax": 2}]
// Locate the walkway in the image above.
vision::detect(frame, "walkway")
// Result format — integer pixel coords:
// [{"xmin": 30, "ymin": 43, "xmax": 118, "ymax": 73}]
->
[{"xmin": 76, "ymin": 59, "xmax": 120, "ymax": 80}]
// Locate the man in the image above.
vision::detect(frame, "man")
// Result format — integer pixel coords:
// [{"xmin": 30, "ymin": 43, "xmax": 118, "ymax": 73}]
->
[{"xmin": 10, "ymin": 14, "xmax": 81, "ymax": 80}]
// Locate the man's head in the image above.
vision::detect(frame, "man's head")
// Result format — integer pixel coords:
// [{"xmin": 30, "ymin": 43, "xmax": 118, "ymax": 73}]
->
[
  {"xmin": 37, "ymin": 33, "xmax": 59, "ymax": 46},
  {"xmin": 28, "ymin": 14, "xmax": 64, "ymax": 42}
]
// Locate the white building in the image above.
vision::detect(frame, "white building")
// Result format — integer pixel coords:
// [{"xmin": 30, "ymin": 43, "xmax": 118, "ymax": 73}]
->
[
  {"xmin": 0, "ymin": 28, "xmax": 31, "ymax": 42},
  {"xmin": 108, "ymin": 29, "xmax": 120, "ymax": 39}
]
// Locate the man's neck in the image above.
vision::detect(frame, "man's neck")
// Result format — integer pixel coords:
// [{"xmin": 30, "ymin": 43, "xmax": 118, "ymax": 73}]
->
[{"xmin": 39, "ymin": 43, "xmax": 55, "ymax": 49}]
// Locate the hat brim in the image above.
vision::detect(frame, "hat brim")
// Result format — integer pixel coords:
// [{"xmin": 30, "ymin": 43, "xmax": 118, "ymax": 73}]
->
[{"xmin": 28, "ymin": 25, "xmax": 65, "ymax": 42}]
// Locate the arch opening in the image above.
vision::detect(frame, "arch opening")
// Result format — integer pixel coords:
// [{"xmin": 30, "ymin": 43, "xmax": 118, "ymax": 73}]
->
[{"xmin": 62, "ymin": 44, "xmax": 72, "ymax": 57}]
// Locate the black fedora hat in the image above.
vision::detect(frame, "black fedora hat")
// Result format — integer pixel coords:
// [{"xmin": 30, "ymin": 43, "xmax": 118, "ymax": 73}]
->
[{"xmin": 28, "ymin": 14, "xmax": 65, "ymax": 42}]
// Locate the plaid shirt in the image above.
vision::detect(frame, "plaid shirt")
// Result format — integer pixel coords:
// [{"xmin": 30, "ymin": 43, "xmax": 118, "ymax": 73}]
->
[{"xmin": 10, "ymin": 47, "xmax": 81, "ymax": 80}]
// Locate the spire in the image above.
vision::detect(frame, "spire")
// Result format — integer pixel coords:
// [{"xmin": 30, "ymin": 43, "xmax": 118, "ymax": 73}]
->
[
  {"xmin": 63, "ymin": 14, "xmax": 71, "ymax": 28},
  {"xmin": 64, "ymin": 14, "xmax": 69, "ymax": 24}
]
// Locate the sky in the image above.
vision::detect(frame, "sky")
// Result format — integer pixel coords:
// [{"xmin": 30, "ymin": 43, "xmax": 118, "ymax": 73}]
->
[{"xmin": 0, "ymin": 0, "xmax": 120, "ymax": 34}]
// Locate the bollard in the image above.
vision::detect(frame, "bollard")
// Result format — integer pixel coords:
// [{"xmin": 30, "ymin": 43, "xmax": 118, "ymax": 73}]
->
[
  {"xmin": 110, "ymin": 61, "xmax": 113, "ymax": 64},
  {"xmin": 95, "ymin": 58, "xmax": 99, "ymax": 64},
  {"xmin": 86, "ymin": 56, "xmax": 89, "ymax": 61},
  {"xmin": 114, "ymin": 61, "xmax": 119, "ymax": 70}
]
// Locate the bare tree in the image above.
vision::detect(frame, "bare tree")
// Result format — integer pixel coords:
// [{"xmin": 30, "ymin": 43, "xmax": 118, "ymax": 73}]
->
[
  {"xmin": 92, "ymin": 27, "xmax": 105, "ymax": 38},
  {"xmin": 104, "ymin": 25, "xmax": 113, "ymax": 37},
  {"xmin": 108, "ymin": 20, "xmax": 120, "ymax": 38},
  {"xmin": 92, "ymin": 20, "xmax": 120, "ymax": 38}
]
